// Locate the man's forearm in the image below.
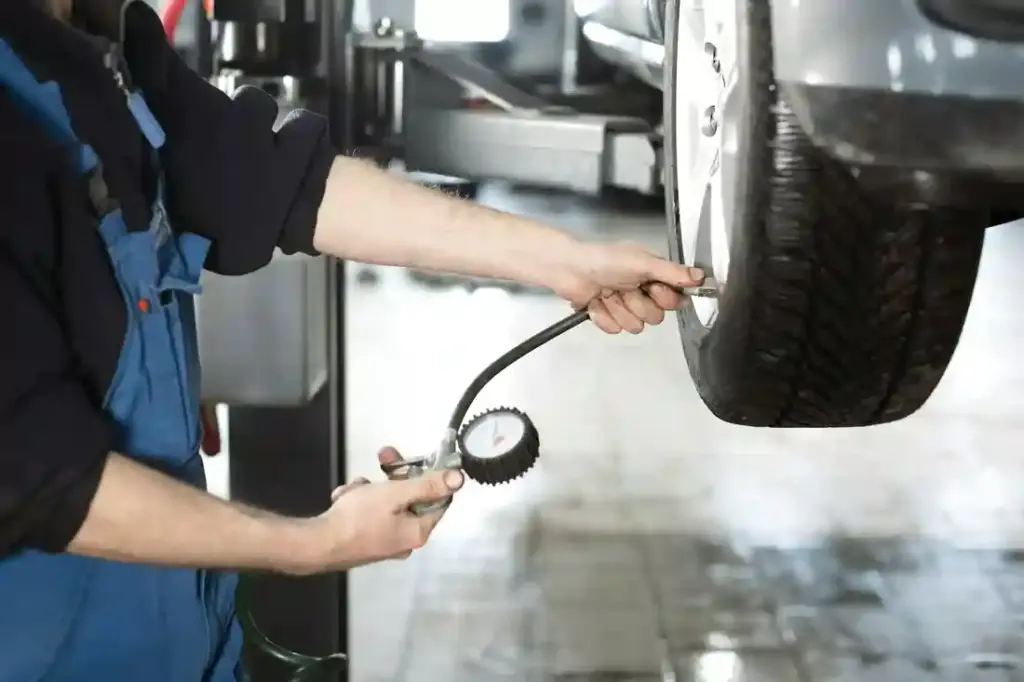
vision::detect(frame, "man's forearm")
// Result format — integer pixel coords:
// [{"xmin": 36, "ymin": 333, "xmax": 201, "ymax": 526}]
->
[
  {"xmin": 67, "ymin": 453, "xmax": 312, "ymax": 573},
  {"xmin": 312, "ymin": 157, "xmax": 582, "ymax": 293}
]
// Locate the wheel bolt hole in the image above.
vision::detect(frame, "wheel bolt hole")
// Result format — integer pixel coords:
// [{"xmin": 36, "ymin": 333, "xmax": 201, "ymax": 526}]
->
[{"xmin": 700, "ymin": 106, "xmax": 718, "ymax": 136}]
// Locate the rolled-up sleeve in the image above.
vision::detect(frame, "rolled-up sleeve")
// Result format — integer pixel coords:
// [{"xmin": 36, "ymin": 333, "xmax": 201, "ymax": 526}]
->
[
  {"xmin": 123, "ymin": 3, "xmax": 336, "ymax": 276},
  {"xmin": 0, "ymin": 152, "xmax": 112, "ymax": 556}
]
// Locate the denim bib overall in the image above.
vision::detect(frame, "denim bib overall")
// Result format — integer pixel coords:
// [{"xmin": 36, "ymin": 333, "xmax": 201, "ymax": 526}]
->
[{"xmin": 0, "ymin": 40, "xmax": 243, "ymax": 682}]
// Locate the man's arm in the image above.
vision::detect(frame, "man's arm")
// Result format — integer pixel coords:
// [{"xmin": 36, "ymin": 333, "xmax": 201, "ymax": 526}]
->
[
  {"xmin": 67, "ymin": 453, "xmax": 311, "ymax": 573},
  {"xmin": 312, "ymin": 157, "xmax": 583, "ymax": 295},
  {"xmin": 71, "ymin": 450, "xmax": 462, "ymax": 575}
]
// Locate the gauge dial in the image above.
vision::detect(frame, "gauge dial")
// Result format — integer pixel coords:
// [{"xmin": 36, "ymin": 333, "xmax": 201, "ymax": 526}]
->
[
  {"xmin": 457, "ymin": 407, "xmax": 539, "ymax": 485},
  {"xmin": 460, "ymin": 411, "xmax": 526, "ymax": 459}
]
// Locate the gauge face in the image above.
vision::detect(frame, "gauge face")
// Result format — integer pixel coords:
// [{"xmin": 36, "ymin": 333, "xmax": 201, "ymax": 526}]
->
[{"xmin": 461, "ymin": 411, "xmax": 527, "ymax": 460}]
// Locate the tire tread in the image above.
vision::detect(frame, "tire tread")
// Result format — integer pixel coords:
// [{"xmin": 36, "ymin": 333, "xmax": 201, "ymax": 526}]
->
[{"xmin": 689, "ymin": 0, "xmax": 986, "ymax": 427}]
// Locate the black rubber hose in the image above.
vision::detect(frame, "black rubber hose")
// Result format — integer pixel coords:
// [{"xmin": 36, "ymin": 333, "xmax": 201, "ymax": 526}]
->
[
  {"xmin": 447, "ymin": 309, "xmax": 589, "ymax": 432},
  {"xmin": 446, "ymin": 281, "xmax": 698, "ymax": 431},
  {"xmin": 237, "ymin": 577, "xmax": 347, "ymax": 681}
]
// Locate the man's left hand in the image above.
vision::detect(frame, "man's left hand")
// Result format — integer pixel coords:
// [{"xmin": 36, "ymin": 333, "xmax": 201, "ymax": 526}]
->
[{"xmin": 556, "ymin": 242, "xmax": 705, "ymax": 334}]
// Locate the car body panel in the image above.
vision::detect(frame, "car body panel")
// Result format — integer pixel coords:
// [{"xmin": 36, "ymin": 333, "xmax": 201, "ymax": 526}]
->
[
  {"xmin": 771, "ymin": 0, "xmax": 1024, "ymax": 99},
  {"xmin": 770, "ymin": 0, "xmax": 1024, "ymax": 185},
  {"xmin": 580, "ymin": 0, "xmax": 1024, "ymax": 98},
  {"xmin": 575, "ymin": 0, "xmax": 665, "ymax": 41},
  {"xmin": 580, "ymin": 0, "xmax": 1024, "ymax": 186}
]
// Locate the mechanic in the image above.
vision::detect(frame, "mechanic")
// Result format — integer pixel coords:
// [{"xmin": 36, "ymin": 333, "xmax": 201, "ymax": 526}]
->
[{"xmin": 0, "ymin": 1, "xmax": 703, "ymax": 680}]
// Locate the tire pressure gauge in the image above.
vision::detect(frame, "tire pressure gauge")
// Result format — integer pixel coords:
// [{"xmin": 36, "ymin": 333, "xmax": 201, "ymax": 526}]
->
[
  {"xmin": 458, "ymin": 407, "xmax": 539, "ymax": 485},
  {"xmin": 389, "ymin": 292, "xmax": 701, "ymax": 494}
]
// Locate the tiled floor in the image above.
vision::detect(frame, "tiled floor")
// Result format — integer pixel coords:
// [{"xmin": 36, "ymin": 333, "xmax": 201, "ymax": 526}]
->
[{"xmin": 210, "ymin": 187, "xmax": 1024, "ymax": 681}]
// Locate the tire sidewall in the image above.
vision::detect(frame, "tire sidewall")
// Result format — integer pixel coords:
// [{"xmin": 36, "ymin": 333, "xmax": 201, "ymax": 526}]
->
[{"xmin": 664, "ymin": 0, "xmax": 793, "ymax": 423}]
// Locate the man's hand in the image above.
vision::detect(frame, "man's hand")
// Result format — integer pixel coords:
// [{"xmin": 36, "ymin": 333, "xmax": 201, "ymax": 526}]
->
[
  {"xmin": 291, "ymin": 448, "xmax": 464, "ymax": 575},
  {"xmin": 556, "ymin": 242, "xmax": 705, "ymax": 334}
]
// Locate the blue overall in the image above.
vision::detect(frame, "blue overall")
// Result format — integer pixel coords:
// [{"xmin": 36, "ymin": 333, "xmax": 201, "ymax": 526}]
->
[{"xmin": 0, "ymin": 40, "xmax": 243, "ymax": 682}]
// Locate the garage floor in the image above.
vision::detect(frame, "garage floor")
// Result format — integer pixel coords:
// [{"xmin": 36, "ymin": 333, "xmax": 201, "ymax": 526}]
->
[{"xmin": 212, "ymin": 186, "xmax": 1024, "ymax": 681}]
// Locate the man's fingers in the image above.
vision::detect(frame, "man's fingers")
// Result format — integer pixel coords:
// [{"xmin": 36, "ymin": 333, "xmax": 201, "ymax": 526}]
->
[
  {"xmin": 603, "ymin": 293, "xmax": 644, "ymax": 334},
  {"xmin": 622, "ymin": 288, "xmax": 665, "ymax": 325},
  {"xmin": 378, "ymin": 446, "xmax": 403, "ymax": 466},
  {"xmin": 587, "ymin": 300, "xmax": 623, "ymax": 334},
  {"xmin": 645, "ymin": 255, "xmax": 705, "ymax": 289},
  {"xmin": 379, "ymin": 446, "xmax": 412, "ymax": 480},
  {"xmin": 646, "ymin": 282, "xmax": 684, "ymax": 311},
  {"xmin": 393, "ymin": 469, "xmax": 464, "ymax": 509},
  {"xmin": 412, "ymin": 506, "xmax": 449, "ymax": 543}
]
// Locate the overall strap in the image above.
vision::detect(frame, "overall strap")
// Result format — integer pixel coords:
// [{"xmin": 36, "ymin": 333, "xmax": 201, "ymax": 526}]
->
[
  {"xmin": 0, "ymin": 39, "xmax": 99, "ymax": 175},
  {"xmin": 126, "ymin": 90, "xmax": 166, "ymax": 152},
  {"xmin": 135, "ymin": 97, "xmax": 170, "ymax": 246}
]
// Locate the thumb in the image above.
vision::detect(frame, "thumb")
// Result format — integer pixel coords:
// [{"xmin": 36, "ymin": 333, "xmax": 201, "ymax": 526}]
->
[
  {"xmin": 377, "ymin": 446, "xmax": 403, "ymax": 467},
  {"xmin": 391, "ymin": 469, "xmax": 465, "ymax": 509},
  {"xmin": 645, "ymin": 255, "xmax": 704, "ymax": 289}
]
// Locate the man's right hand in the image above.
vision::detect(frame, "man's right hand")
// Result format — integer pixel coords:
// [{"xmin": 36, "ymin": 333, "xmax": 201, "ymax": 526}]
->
[{"xmin": 290, "ymin": 447, "xmax": 464, "ymax": 575}]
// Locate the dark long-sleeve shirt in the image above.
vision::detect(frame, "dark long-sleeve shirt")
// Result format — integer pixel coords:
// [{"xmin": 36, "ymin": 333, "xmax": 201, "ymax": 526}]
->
[{"xmin": 0, "ymin": 2, "xmax": 334, "ymax": 554}]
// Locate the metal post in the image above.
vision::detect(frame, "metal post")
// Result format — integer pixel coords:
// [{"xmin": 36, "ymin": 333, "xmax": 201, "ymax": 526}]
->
[
  {"xmin": 193, "ymin": 0, "xmax": 213, "ymax": 78},
  {"xmin": 324, "ymin": 0, "xmax": 356, "ymax": 148},
  {"xmin": 227, "ymin": 390, "xmax": 342, "ymax": 682},
  {"xmin": 225, "ymin": 261, "xmax": 344, "ymax": 682},
  {"xmin": 226, "ymin": 1, "xmax": 354, "ymax": 679}
]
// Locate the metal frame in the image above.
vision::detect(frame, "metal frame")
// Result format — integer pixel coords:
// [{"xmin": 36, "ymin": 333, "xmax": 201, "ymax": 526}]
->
[
  {"xmin": 400, "ymin": 47, "xmax": 661, "ymax": 195},
  {"xmin": 342, "ymin": 18, "xmax": 664, "ymax": 196}
]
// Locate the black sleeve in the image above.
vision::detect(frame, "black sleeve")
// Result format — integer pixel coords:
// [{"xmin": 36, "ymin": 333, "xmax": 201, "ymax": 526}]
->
[
  {"xmin": 0, "ymin": 134, "xmax": 112, "ymax": 556},
  {"xmin": 121, "ymin": 3, "xmax": 336, "ymax": 276}
]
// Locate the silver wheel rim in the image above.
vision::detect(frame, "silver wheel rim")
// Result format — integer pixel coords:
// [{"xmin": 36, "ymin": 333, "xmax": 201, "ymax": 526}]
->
[{"xmin": 669, "ymin": 1, "xmax": 744, "ymax": 330}]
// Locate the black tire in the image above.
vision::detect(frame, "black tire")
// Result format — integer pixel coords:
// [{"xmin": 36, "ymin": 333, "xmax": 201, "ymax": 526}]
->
[{"xmin": 663, "ymin": 0, "xmax": 988, "ymax": 427}]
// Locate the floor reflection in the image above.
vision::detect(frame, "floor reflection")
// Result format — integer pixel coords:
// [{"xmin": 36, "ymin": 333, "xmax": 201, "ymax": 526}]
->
[{"xmin": 395, "ymin": 529, "xmax": 1024, "ymax": 681}]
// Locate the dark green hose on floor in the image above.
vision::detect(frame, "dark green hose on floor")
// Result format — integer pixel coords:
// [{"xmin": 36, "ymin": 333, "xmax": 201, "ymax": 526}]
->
[{"xmin": 237, "ymin": 577, "xmax": 347, "ymax": 681}]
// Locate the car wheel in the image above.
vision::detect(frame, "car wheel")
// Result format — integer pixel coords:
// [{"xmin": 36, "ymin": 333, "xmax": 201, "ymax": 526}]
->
[{"xmin": 662, "ymin": 0, "xmax": 988, "ymax": 427}]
